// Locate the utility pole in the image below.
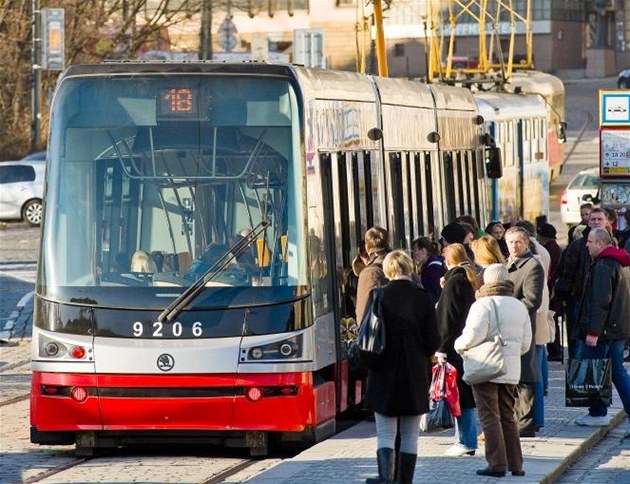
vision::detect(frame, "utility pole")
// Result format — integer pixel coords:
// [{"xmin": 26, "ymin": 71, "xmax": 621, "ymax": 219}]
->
[{"xmin": 31, "ymin": 0, "xmax": 41, "ymax": 151}]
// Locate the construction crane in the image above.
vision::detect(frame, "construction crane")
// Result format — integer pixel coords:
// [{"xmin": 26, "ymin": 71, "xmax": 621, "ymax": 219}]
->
[{"xmin": 426, "ymin": 0, "xmax": 534, "ymax": 84}]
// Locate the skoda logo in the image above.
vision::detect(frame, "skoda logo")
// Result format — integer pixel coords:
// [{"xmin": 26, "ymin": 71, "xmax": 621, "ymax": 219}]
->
[{"xmin": 157, "ymin": 353, "xmax": 175, "ymax": 372}]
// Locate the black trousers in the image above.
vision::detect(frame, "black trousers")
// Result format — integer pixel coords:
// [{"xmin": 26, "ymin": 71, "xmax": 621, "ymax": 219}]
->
[{"xmin": 516, "ymin": 383, "xmax": 536, "ymax": 434}]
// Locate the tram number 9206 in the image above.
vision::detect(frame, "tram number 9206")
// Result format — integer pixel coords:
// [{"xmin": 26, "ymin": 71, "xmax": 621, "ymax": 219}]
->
[{"xmin": 133, "ymin": 321, "xmax": 203, "ymax": 338}]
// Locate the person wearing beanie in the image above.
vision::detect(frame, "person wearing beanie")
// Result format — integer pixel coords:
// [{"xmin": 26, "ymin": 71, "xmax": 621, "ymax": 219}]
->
[
  {"xmin": 455, "ymin": 263, "xmax": 532, "ymax": 478},
  {"xmin": 441, "ymin": 222, "xmax": 468, "ymax": 246}
]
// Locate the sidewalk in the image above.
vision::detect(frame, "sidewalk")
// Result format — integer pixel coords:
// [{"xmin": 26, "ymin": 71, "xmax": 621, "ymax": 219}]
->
[{"xmin": 233, "ymin": 360, "xmax": 628, "ymax": 483}]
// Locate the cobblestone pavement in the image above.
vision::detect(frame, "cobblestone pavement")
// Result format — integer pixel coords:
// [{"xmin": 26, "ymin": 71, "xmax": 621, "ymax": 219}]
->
[{"xmin": 556, "ymin": 423, "xmax": 630, "ymax": 484}]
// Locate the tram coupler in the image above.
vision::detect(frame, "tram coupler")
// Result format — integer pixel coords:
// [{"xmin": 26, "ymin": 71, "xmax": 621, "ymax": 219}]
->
[{"xmin": 245, "ymin": 431, "xmax": 268, "ymax": 456}]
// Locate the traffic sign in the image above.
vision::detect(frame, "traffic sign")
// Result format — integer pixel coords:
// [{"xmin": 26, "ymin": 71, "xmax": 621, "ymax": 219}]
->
[{"xmin": 599, "ymin": 90, "xmax": 630, "ymax": 126}]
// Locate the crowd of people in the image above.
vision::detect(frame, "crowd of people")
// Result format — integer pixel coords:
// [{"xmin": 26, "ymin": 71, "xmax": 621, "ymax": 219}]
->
[{"xmin": 354, "ymin": 206, "xmax": 630, "ymax": 483}]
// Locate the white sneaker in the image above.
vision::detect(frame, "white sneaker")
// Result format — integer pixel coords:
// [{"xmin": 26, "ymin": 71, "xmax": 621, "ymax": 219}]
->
[
  {"xmin": 574, "ymin": 414, "xmax": 610, "ymax": 427},
  {"xmin": 444, "ymin": 443, "xmax": 476, "ymax": 457}
]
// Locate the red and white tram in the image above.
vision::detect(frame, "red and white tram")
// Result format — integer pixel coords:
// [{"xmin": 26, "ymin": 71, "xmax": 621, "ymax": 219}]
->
[{"xmin": 30, "ymin": 61, "xmax": 502, "ymax": 455}]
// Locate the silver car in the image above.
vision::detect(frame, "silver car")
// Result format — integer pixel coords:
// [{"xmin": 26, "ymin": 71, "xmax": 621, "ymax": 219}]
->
[
  {"xmin": 0, "ymin": 159, "xmax": 46, "ymax": 226},
  {"xmin": 560, "ymin": 167, "xmax": 601, "ymax": 226}
]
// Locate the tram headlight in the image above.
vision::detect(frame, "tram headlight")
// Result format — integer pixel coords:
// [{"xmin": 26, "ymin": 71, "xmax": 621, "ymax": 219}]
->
[
  {"xmin": 244, "ymin": 335, "xmax": 303, "ymax": 361},
  {"xmin": 39, "ymin": 336, "xmax": 68, "ymax": 358},
  {"xmin": 44, "ymin": 342, "xmax": 60, "ymax": 357}
]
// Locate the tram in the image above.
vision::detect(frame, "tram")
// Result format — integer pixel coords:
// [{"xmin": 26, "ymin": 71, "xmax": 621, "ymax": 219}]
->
[
  {"xmin": 475, "ymin": 91, "xmax": 550, "ymax": 223},
  {"xmin": 509, "ymin": 70, "xmax": 567, "ymax": 181},
  {"xmin": 30, "ymin": 61, "xmax": 498, "ymax": 455}
]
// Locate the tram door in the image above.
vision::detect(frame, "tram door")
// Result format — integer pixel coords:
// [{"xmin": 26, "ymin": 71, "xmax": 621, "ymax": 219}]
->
[{"xmin": 320, "ymin": 150, "xmax": 376, "ymax": 410}]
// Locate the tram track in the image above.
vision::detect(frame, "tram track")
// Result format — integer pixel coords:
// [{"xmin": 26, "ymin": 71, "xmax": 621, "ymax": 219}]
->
[{"xmin": 16, "ymin": 451, "xmax": 272, "ymax": 484}]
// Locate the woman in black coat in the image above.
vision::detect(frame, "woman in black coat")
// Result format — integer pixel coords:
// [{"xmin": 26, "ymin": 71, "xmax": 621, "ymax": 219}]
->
[
  {"xmin": 436, "ymin": 243, "xmax": 480, "ymax": 457},
  {"xmin": 364, "ymin": 250, "xmax": 440, "ymax": 484}
]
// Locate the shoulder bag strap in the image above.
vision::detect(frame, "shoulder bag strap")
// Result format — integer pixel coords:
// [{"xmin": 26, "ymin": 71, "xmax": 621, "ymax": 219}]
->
[{"xmin": 489, "ymin": 298, "xmax": 504, "ymax": 341}]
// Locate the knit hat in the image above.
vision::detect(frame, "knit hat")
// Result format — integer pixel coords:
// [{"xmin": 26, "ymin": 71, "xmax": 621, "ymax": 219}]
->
[
  {"xmin": 483, "ymin": 263, "xmax": 509, "ymax": 284},
  {"xmin": 441, "ymin": 222, "xmax": 467, "ymax": 245},
  {"xmin": 537, "ymin": 222, "xmax": 557, "ymax": 239}
]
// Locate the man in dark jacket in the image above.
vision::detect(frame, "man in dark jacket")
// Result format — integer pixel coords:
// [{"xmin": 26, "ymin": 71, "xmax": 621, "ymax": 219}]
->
[
  {"xmin": 505, "ymin": 226, "xmax": 544, "ymax": 437},
  {"xmin": 552, "ymin": 208, "xmax": 609, "ymax": 354},
  {"xmin": 573, "ymin": 228, "xmax": 630, "ymax": 438}
]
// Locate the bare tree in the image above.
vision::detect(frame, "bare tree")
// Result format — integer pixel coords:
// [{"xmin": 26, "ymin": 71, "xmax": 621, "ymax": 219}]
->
[{"xmin": 0, "ymin": 0, "xmax": 209, "ymax": 159}]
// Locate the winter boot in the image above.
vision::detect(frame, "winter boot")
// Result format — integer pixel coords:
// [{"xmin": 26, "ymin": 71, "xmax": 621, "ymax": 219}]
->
[
  {"xmin": 395, "ymin": 452, "xmax": 417, "ymax": 484},
  {"xmin": 365, "ymin": 447, "xmax": 395, "ymax": 483}
]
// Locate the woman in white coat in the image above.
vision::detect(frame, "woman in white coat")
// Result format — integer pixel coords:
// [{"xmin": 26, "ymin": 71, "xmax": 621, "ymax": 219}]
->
[{"xmin": 454, "ymin": 264, "xmax": 532, "ymax": 478}]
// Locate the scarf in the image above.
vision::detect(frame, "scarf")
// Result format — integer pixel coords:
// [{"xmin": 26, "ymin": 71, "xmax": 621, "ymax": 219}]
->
[{"xmin": 476, "ymin": 280, "xmax": 514, "ymax": 299}]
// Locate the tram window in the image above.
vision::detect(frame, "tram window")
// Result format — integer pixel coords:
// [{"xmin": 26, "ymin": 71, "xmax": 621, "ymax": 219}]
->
[
  {"xmin": 412, "ymin": 153, "xmax": 424, "ymax": 236},
  {"xmin": 424, "ymin": 152, "xmax": 435, "ymax": 235},
  {"xmin": 334, "ymin": 152, "xmax": 351, "ymax": 268},
  {"xmin": 471, "ymin": 151, "xmax": 482, "ymax": 223},
  {"xmin": 353, "ymin": 152, "xmax": 371, "ymax": 236},
  {"xmin": 443, "ymin": 152, "xmax": 456, "ymax": 223},
  {"xmin": 455, "ymin": 152, "xmax": 465, "ymax": 216},
  {"xmin": 348, "ymin": 152, "xmax": 361, "ymax": 255},
  {"xmin": 463, "ymin": 151, "xmax": 473, "ymax": 215},
  {"xmin": 388, "ymin": 152, "xmax": 405, "ymax": 249},
  {"xmin": 363, "ymin": 151, "xmax": 374, "ymax": 229},
  {"xmin": 401, "ymin": 152, "xmax": 414, "ymax": 246},
  {"xmin": 368, "ymin": 151, "xmax": 384, "ymax": 228}
]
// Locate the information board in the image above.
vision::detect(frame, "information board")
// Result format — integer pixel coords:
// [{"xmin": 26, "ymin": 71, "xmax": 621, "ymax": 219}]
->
[{"xmin": 600, "ymin": 128, "xmax": 630, "ymax": 178}]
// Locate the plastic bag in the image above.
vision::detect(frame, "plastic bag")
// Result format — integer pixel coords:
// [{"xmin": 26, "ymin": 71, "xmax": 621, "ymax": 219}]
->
[
  {"xmin": 420, "ymin": 363, "xmax": 456, "ymax": 433},
  {"xmin": 565, "ymin": 358, "xmax": 612, "ymax": 407},
  {"xmin": 429, "ymin": 362, "xmax": 461, "ymax": 418}
]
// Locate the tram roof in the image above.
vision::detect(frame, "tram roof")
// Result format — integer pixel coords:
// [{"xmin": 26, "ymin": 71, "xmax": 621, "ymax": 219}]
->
[{"xmin": 474, "ymin": 91, "xmax": 547, "ymax": 121}]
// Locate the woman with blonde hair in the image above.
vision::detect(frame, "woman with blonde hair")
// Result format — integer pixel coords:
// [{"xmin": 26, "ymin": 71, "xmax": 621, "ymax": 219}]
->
[
  {"xmin": 471, "ymin": 235, "xmax": 505, "ymax": 278},
  {"xmin": 364, "ymin": 250, "xmax": 440, "ymax": 484},
  {"xmin": 436, "ymin": 243, "xmax": 480, "ymax": 456}
]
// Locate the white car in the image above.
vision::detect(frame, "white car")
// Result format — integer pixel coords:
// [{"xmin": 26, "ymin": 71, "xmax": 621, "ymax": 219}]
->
[
  {"xmin": 0, "ymin": 159, "xmax": 46, "ymax": 226},
  {"xmin": 560, "ymin": 167, "xmax": 601, "ymax": 226}
]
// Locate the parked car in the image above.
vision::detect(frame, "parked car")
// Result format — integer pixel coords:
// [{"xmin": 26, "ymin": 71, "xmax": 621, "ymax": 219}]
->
[
  {"xmin": 619, "ymin": 68, "xmax": 630, "ymax": 89},
  {"xmin": 560, "ymin": 167, "xmax": 601, "ymax": 226},
  {"xmin": 0, "ymin": 159, "xmax": 45, "ymax": 226}
]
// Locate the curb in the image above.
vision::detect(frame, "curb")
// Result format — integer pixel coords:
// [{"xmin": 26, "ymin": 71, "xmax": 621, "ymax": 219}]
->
[{"xmin": 541, "ymin": 410, "xmax": 627, "ymax": 484}]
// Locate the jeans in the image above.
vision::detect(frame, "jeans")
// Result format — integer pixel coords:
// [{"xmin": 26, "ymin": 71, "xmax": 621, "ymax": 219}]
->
[
  {"xmin": 573, "ymin": 339, "xmax": 630, "ymax": 417},
  {"xmin": 534, "ymin": 345, "xmax": 547, "ymax": 428},
  {"xmin": 374, "ymin": 413, "xmax": 421, "ymax": 454},
  {"xmin": 454, "ymin": 407, "xmax": 478, "ymax": 449}
]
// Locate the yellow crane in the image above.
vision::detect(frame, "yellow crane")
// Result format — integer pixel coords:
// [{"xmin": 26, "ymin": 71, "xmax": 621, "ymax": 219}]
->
[{"xmin": 427, "ymin": 0, "xmax": 534, "ymax": 83}]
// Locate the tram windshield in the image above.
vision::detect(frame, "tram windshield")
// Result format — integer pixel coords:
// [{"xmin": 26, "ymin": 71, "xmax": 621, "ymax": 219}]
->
[{"xmin": 40, "ymin": 74, "xmax": 307, "ymax": 308}]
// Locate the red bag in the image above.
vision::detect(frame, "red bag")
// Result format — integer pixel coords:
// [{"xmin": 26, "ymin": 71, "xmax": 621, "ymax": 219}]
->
[{"xmin": 429, "ymin": 363, "xmax": 461, "ymax": 417}]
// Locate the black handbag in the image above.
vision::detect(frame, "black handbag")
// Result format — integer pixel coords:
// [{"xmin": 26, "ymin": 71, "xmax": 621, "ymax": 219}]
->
[
  {"xmin": 355, "ymin": 287, "xmax": 385, "ymax": 369},
  {"xmin": 565, "ymin": 358, "xmax": 612, "ymax": 407}
]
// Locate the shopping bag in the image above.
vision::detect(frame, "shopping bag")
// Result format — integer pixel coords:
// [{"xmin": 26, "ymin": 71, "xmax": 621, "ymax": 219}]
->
[
  {"xmin": 429, "ymin": 363, "xmax": 461, "ymax": 417},
  {"xmin": 419, "ymin": 399, "xmax": 454, "ymax": 433},
  {"xmin": 565, "ymin": 358, "xmax": 612, "ymax": 407},
  {"xmin": 420, "ymin": 363, "xmax": 455, "ymax": 432},
  {"xmin": 354, "ymin": 287, "xmax": 385, "ymax": 369}
]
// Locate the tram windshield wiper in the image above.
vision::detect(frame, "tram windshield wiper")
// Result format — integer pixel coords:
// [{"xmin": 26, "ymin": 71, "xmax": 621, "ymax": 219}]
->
[{"xmin": 157, "ymin": 218, "xmax": 270, "ymax": 324}]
